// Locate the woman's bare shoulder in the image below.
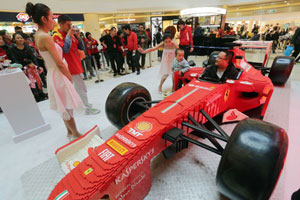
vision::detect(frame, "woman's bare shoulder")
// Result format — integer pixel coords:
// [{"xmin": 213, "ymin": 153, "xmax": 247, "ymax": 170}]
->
[
  {"xmin": 36, "ymin": 32, "xmax": 53, "ymax": 50},
  {"xmin": 36, "ymin": 32, "xmax": 52, "ymax": 43}
]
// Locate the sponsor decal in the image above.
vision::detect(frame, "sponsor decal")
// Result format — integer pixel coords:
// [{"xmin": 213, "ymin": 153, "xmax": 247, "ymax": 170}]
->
[
  {"xmin": 260, "ymin": 96, "xmax": 267, "ymax": 104},
  {"xmin": 54, "ymin": 190, "xmax": 69, "ymax": 200},
  {"xmin": 98, "ymin": 149, "xmax": 115, "ymax": 162},
  {"xmin": 240, "ymin": 60, "xmax": 251, "ymax": 72},
  {"xmin": 115, "ymin": 172, "xmax": 146, "ymax": 200},
  {"xmin": 224, "ymin": 89, "xmax": 230, "ymax": 102},
  {"xmin": 107, "ymin": 139, "xmax": 128, "ymax": 155},
  {"xmin": 240, "ymin": 81, "xmax": 253, "ymax": 85},
  {"xmin": 188, "ymin": 84, "xmax": 212, "ymax": 91},
  {"xmin": 84, "ymin": 168, "xmax": 93, "ymax": 175},
  {"xmin": 73, "ymin": 161, "xmax": 80, "ymax": 167},
  {"xmin": 128, "ymin": 128, "xmax": 143, "ymax": 138},
  {"xmin": 115, "ymin": 148, "xmax": 154, "ymax": 185},
  {"xmin": 222, "ymin": 109, "xmax": 248, "ymax": 123},
  {"xmin": 226, "ymin": 80, "xmax": 235, "ymax": 84},
  {"xmin": 135, "ymin": 121, "xmax": 153, "ymax": 132},
  {"xmin": 190, "ymin": 73, "xmax": 198, "ymax": 77},
  {"xmin": 65, "ymin": 162, "xmax": 72, "ymax": 171},
  {"xmin": 263, "ymin": 85, "xmax": 272, "ymax": 95},
  {"xmin": 115, "ymin": 133, "xmax": 137, "ymax": 148},
  {"xmin": 161, "ymin": 88, "xmax": 199, "ymax": 113}
]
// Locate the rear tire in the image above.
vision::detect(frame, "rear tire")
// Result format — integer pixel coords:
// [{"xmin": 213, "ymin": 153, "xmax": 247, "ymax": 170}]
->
[
  {"xmin": 105, "ymin": 82, "xmax": 151, "ymax": 129},
  {"xmin": 269, "ymin": 56, "xmax": 294, "ymax": 86},
  {"xmin": 216, "ymin": 118, "xmax": 288, "ymax": 200}
]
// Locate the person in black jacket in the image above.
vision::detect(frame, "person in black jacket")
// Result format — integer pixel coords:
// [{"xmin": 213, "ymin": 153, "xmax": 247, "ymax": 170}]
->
[
  {"xmin": 8, "ymin": 32, "xmax": 38, "ymax": 67},
  {"xmin": 201, "ymin": 51, "xmax": 238, "ymax": 82},
  {"xmin": 100, "ymin": 27, "xmax": 124, "ymax": 76},
  {"xmin": 272, "ymin": 28, "xmax": 280, "ymax": 53},
  {"xmin": 291, "ymin": 27, "xmax": 300, "ymax": 63}
]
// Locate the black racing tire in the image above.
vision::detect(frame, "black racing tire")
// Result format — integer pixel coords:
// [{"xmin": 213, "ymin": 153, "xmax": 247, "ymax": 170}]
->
[
  {"xmin": 269, "ymin": 56, "xmax": 294, "ymax": 86},
  {"xmin": 216, "ymin": 118, "xmax": 288, "ymax": 200},
  {"xmin": 105, "ymin": 82, "xmax": 151, "ymax": 129},
  {"xmin": 208, "ymin": 51, "xmax": 220, "ymax": 66}
]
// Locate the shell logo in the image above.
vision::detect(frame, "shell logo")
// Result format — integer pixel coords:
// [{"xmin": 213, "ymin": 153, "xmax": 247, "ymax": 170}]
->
[
  {"xmin": 16, "ymin": 13, "xmax": 30, "ymax": 22},
  {"xmin": 135, "ymin": 121, "xmax": 153, "ymax": 132}
]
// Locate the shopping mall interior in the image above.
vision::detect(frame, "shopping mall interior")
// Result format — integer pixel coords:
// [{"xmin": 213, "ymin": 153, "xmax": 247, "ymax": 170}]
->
[{"xmin": 1, "ymin": 0, "xmax": 300, "ymax": 200}]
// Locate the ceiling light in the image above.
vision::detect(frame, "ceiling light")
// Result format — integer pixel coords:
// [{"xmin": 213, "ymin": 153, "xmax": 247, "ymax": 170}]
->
[
  {"xmin": 284, "ymin": 1, "xmax": 287, "ymax": 3},
  {"xmin": 180, "ymin": 7, "xmax": 226, "ymax": 17}
]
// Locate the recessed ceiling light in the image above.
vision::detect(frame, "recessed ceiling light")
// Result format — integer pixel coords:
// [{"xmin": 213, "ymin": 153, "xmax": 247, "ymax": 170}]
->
[{"xmin": 284, "ymin": 1, "xmax": 287, "ymax": 2}]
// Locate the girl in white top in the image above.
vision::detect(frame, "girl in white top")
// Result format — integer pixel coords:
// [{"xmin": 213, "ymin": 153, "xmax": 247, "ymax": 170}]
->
[
  {"xmin": 138, "ymin": 31, "xmax": 178, "ymax": 93},
  {"xmin": 26, "ymin": 2, "xmax": 83, "ymax": 139}
]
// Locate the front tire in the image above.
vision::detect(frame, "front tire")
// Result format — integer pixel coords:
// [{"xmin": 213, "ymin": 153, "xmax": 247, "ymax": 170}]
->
[
  {"xmin": 105, "ymin": 83, "xmax": 151, "ymax": 129},
  {"xmin": 216, "ymin": 118, "xmax": 288, "ymax": 200}
]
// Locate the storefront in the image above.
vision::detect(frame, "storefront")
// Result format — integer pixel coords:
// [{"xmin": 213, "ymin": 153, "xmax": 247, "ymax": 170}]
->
[
  {"xmin": 98, "ymin": 12, "xmax": 179, "ymax": 38},
  {"xmin": 180, "ymin": 7, "xmax": 227, "ymax": 35},
  {"xmin": 226, "ymin": 1, "xmax": 300, "ymax": 34}
]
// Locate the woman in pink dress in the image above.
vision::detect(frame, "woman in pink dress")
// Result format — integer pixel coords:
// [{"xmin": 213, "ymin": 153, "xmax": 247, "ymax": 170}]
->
[{"xmin": 26, "ymin": 2, "xmax": 82, "ymax": 139}]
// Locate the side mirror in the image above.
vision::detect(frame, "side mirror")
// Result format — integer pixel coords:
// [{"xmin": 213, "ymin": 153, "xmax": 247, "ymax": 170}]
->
[
  {"xmin": 202, "ymin": 60, "xmax": 208, "ymax": 68},
  {"xmin": 188, "ymin": 60, "xmax": 196, "ymax": 67}
]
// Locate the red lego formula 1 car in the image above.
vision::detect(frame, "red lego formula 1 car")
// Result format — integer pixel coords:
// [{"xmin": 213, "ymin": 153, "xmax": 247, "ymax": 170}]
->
[
  {"xmin": 48, "ymin": 44, "xmax": 294, "ymax": 200},
  {"xmin": 174, "ymin": 41, "xmax": 294, "ymax": 92}
]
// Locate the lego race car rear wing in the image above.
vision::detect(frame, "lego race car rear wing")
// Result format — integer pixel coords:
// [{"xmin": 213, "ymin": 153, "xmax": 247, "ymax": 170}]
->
[{"xmin": 234, "ymin": 40, "xmax": 273, "ymax": 67}]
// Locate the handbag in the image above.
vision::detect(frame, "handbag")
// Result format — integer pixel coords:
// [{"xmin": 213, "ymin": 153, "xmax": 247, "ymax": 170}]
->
[{"xmin": 284, "ymin": 45, "xmax": 294, "ymax": 56}]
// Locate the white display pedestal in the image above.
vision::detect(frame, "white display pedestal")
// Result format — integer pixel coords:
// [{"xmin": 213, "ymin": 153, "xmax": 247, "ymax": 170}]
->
[{"xmin": 0, "ymin": 68, "xmax": 50, "ymax": 142}]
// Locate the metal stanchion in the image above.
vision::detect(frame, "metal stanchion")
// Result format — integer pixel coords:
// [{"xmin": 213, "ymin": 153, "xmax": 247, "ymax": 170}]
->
[
  {"xmin": 92, "ymin": 55, "xmax": 102, "ymax": 83},
  {"xmin": 100, "ymin": 51, "xmax": 109, "ymax": 71},
  {"xmin": 82, "ymin": 59, "xmax": 89, "ymax": 79},
  {"xmin": 123, "ymin": 48, "xmax": 131, "ymax": 74},
  {"xmin": 149, "ymin": 51, "xmax": 152, "ymax": 68}
]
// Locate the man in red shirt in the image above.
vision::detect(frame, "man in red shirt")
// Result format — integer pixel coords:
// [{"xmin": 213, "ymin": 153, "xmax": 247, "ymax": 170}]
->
[
  {"xmin": 85, "ymin": 32, "xmax": 101, "ymax": 70},
  {"xmin": 54, "ymin": 15, "xmax": 100, "ymax": 115},
  {"xmin": 178, "ymin": 20, "xmax": 194, "ymax": 60},
  {"xmin": 122, "ymin": 24, "xmax": 140, "ymax": 75}
]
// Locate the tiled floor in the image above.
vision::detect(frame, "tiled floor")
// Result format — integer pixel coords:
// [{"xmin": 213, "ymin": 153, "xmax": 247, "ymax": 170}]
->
[{"xmin": 0, "ymin": 51, "xmax": 299, "ymax": 200}]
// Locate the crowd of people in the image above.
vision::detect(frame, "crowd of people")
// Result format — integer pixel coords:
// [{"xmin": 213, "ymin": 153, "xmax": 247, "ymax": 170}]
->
[
  {"xmin": 191, "ymin": 22, "xmax": 300, "ymax": 61},
  {"xmin": 0, "ymin": 19, "xmax": 154, "ymax": 103},
  {"xmin": 237, "ymin": 23, "xmax": 299, "ymax": 56}
]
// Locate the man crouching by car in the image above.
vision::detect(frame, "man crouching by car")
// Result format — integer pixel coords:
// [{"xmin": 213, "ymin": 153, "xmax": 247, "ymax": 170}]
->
[{"xmin": 201, "ymin": 51, "xmax": 238, "ymax": 82}]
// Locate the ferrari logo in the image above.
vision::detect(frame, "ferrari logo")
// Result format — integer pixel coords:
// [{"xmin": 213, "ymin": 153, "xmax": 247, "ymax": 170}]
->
[
  {"xmin": 84, "ymin": 168, "xmax": 93, "ymax": 175},
  {"xmin": 224, "ymin": 89, "xmax": 230, "ymax": 102}
]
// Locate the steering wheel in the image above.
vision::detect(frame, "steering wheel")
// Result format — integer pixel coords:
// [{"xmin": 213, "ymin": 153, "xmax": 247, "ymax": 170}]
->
[{"xmin": 199, "ymin": 76, "xmax": 223, "ymax": 83}]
